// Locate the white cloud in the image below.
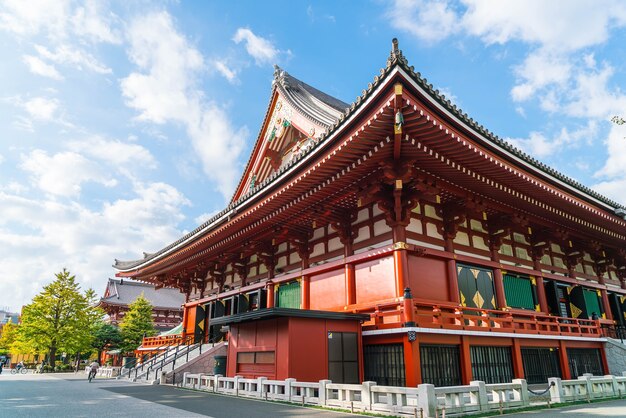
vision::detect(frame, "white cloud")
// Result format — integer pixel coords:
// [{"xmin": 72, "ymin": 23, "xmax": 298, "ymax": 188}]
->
[
  {"xmin": 511, "ymin": 49, "xmax": 571, "ymax": 102},
  {"xmin": 506, "ymin": 121, "xmax": 598, "ymax": 158},
  {"xmin": 0, "ymin": 0, "xmax": 120, "ymax": 44},
  {"xmin": 35, "ymin": 44, "xmax": 112, "ymax": 74},
  {"xmin": 0, "ymin": 0, "xmax": 71, "ymax": 38},
  {"xmin": 66, "ymin": 136, "xmax": 157, "ymax": 170},
  {"xmin": 0, "ymin": 181, "xmax": 189, "ymax": 311},
  {"xmin": 121, "ymin": 12, "xmax": 248, "ymax": 198},
  {"xmin": 194, "ymin": 211, "xmax": 218, "ymax": 225},
  {"xmin": 21, "ymin": 149, "xmax": 117, "ymax": 198},
  {"xmin": 214, "ymin": 59, "xmax": 238, "ymax": 83},
  {"xmin": 233, "ymin": 28, "xmax": 282, "ymax": 66},
  {"xmin": 22, "ymin": 55, "xmax": 63, "ymax": 80},
  {"xmin": 462, "ymin": 0, "xmax": 626, "ymax": 51},
  {"xmin": 387, "ymin": 0, "xmax": 459, "ymax": 43},
  {"xmin": 0, "ymin": 154, "xmax": 4, "ymax": 164},
  {"xmin": 23, "ymin": 97, "xmax": 59, "ymax": 120},
  {"xmin": 71, "ymin": 0, "xmax": 122, "ymax": 44},
  {"xmin": 594, "ymin": 124, "xmax": 626, "ymax": 180}
]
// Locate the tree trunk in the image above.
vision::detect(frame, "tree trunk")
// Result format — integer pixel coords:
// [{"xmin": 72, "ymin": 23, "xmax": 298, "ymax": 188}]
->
[{"xmin": 49, "ymin": 344, "xmax": 57, "ymax": 368}]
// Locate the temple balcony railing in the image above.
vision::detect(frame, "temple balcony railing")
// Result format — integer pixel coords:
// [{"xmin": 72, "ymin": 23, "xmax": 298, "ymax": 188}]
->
[
  {"xmin": 141, "ymin": 333, "xmax": 191, "ymax": 349},
  {"xmin": 360, "ymin": 300, "xmax": 606, "ymax": 339}
]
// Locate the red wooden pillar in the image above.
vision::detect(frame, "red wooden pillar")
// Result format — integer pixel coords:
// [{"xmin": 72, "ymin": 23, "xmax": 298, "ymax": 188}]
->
[
  {"xmin": 492, "ymin": 268, "xmax": 507, "ymax": 310},
  {"xmin": 534, "ymin": 276, "xmax": 549, "ymax": 313},
  {"xmin": 345, "ymin": 264, "xmax": 356, "ymax": 305},
  {"xmin": 512, "ymin": 339, "xmax": 524, "ymax": 379},
  {"xmin": 301, "ymin": 276, "xmax": 310, "ymax": 310},
  {"xmin": 444, "ymin": 238, "xmax": 460, "ymax": 303},
  {"xmin": 404, "ymin": 335, "xmax": 421, "ymax": 386},
  {"xmin": 266, "ymin": 283, "xmax": 275, "ymax": 308},
  {"xmin": 392, "ymin": 224, "xmax": 409, "ymax": 299},
  {"xmin": 460, "ymin": 336, "xmax": 472, "ymax": 384},
  {"xmin": 345, "ymin": 236, "xmax": 355, "ymax": 305},
  {"xmin": 600, "ymin": 289, "xmax": 613, "ymax": 320},
  {"xmin": 558, "ymin": 340, "xmax": 571, "ymax": 380},
  {"xmin": 600, "ymin": 343, "xmax": 610, "ymax": 374},
  {"xmin": 393, "ymin": 247, "xmax": 408, "ymax": 298}
]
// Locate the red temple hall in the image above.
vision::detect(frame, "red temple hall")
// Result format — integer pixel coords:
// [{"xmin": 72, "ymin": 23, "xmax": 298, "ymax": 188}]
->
[{"xmin": 115, "ymin": 40, "xmax": 626, "ymax": 387}]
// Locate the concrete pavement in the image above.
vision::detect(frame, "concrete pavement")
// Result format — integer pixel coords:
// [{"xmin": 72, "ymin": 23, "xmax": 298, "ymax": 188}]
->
[
  {"xmin": 0, "ymin": 372, "xmax": 360, "ymax": 418},
  {"xmin": 491, "ymin": 398, "xmax": 626, "ymax": 417}
]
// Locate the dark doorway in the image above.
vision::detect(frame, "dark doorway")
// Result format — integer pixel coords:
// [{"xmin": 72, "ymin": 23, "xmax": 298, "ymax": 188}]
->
[
  {"xmin": 521, "ymin": 347, "xmax": 561, "ymax": 384},
  {"xmin": 470, "ymin": 345, "xmax": 513, "ymax": 384},
  {"xmin": 420, "ymin": 344, "xmax": 462, "ymax": 387},
  {"xmin": 568, "ymin": 348, "xmax": 603, "ymax": 378},
  {"xmin": 328, "ymin": 332, "xmax": 359, "ymax": 384},
  {"xmin": 363, "ymin": 344, "xmax": 405, "ymax": 387}
]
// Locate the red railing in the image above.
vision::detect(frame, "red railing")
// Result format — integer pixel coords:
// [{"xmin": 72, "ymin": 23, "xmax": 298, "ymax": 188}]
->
[
  {"xmin": 141, "ymin": 333, "xmax": 192, "ymax": 349},
  {"xmin": 360, "ymin": 300, "xmax": 605, "ymax": 338}
]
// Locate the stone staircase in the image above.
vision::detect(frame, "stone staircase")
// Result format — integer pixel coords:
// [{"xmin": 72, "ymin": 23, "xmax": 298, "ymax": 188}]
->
[{"xmin": 121, "ymin": 342, "xmax": 220, "ymax": 385}]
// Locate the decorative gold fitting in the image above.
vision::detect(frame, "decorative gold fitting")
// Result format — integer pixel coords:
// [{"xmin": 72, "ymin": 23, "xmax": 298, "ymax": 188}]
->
[
  {"xmin": 394, "ymin": 83, "xmax": 403, "ymax": 95},
  {"xmin": 393, "ymin": 242, "xmax": 409, "ymax": 250},
  {"xmin": 395, "ymin": 179, "xmax": 403, "ymax": 190}
]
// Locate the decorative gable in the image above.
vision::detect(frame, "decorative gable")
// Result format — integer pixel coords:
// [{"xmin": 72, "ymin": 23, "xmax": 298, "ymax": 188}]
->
[{"xmin": 232, "ymin": 92, "xmax": 326, "ymax": 201}]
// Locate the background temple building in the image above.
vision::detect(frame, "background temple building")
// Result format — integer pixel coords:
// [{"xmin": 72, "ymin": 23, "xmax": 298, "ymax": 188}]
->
[
  {"xmin": 114, "ymin": 40, "xmax": 626, "ymax": 387},
  {"xmin": 98, "ymin": 278, "xmax": 184, "ymax": 331}
]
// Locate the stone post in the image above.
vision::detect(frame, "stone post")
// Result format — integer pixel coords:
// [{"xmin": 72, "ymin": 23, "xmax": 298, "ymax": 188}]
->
[
  {"xmin": 257, "ymin": 376, "xmax": 267, "ymax": 398},
  {"xmin": 361, "ymin": 381, "xmax": 376, "ymax": 411},
  {"xmin": 416, "ymin": 383, "xmax": 436, "ymax": 417},
  {"xmin": 285, "ymin": 378, "xmax": 296, "ymax": 402},
  {"xmin": 183, "ymin": 372, "xmax": 189, "ymax": 387},
  {"xmin": 319, "ymin": 379, "xmax": 331, "ymax": 406},
  {"xmin": 470, "ymin": 381, "xmax": 489, "ymax": 411},
  {"xmin": 214, "ymin": 374, "xmax": 223, "ymax": 393},
  {"xmin": 606, "ymin": 375, "xmax": 618, "ymax": 397},
  {"xmin": 549, "ymin": 377, "xmax": 564, "ymax": 403},
  {"xmin": 233, "ymin": 375, "xmax": 241, "ymax": 396},
  {"xmin": 512, "ymin": 379, "xmax": 529, "ymax": 406}
]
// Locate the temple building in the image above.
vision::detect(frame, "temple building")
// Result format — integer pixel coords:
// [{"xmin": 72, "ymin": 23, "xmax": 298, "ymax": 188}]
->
[
  {"xmin": 114, "ymin": 40, "xmax": 626, "ymax": 387},
  {"xmin": 98, "ymin": 278, "xmax": 184, "ymax": 332}
]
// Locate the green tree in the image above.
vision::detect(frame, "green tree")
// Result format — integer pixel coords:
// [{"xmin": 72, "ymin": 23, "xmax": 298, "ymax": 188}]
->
[
  {"xmin": 17, "ymin": 269, "xmax": 98, "ymax": 367},
  {"xmin": 119, "ymin": 293, "xmax": 157, "ymax": 354},
  {"xmin": 0, "ymin": 322, "xmax": 18, "ymax": 355},
  {"xmin": 92, "ymin": 322, "xmax": 122, "ymax": 361}
]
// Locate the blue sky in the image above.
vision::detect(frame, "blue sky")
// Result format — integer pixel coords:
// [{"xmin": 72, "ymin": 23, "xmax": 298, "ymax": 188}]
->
[{"xmin": 2, "ymin": 0, "xmax": 626, "ymax": 312}]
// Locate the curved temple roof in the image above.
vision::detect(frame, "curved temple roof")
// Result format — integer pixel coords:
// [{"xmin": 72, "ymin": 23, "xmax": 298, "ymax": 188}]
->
[
  {"xmin": 114, "ymin": 39, "xmax": 625, "ymax": 274},
  {"xmin": 272, "ymin": 64, "xmax": 348, "ymax": 127}
]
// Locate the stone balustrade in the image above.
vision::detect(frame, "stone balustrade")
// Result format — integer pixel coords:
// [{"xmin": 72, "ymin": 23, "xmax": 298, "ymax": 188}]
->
[{"xmin": 181, "ymin": 372, "xmax": 626, "ymax": 417}]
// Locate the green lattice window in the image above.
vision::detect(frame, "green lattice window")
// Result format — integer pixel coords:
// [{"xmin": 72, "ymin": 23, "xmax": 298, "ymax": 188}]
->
[
  {"xmin": 583, "ymin": 289, "xmax": 601, "ymax": 319},
  {"xmin": 503, "ymin": 274, "xmax": 536, "ymax": 310},
  {"xmin": 277, "ymin": 281, "xmax": 301, "ymax": 309}
]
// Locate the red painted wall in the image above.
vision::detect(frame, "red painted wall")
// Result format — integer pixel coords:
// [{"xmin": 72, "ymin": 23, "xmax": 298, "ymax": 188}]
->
[
  {"xmin": 407, "ymin": 255, "xmax": 449, "ymax": 301},
  {"xmin": 355, "ymin": 256, "xmax": 395, "ymax": 304},
  {"xmin": 310, "ymin": 269, "xmax": 345, "ymax": 309},
  {"xmin": 226, "ymin": 316, "xmax": 363, "ymax": 382}
]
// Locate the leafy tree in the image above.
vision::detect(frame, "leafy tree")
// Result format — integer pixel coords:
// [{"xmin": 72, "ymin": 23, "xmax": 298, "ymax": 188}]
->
[
  {"xmin": 17, "ymin": 269, "xmax": 99, "ymax": 367},
  {"xmin": 119, "ymin": 293, "xmax": 157, "ymax": 354},
  {"xmin": 0, "ymin": 322, "xmax": 18, "ymax": 355},
  {"xmin": 92, "ymin": 322, "xmax": 122, "ymax": 361}
]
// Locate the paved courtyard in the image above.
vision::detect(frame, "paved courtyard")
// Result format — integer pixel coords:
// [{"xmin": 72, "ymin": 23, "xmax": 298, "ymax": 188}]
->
[
  {"xmin": 3, "ymin": 372, "xmax": 626, "ymax": 417},
  {"xmin": 0, "ymin": 372, "xmax": 359, "ymax": 418}
]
